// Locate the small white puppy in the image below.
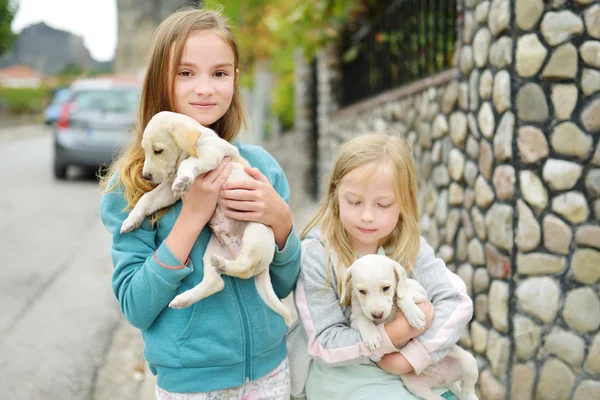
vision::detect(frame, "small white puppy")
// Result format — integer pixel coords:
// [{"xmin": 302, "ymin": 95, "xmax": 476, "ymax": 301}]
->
[
  {"xmin": 120, "ymin": 111, "xmax": 292, "ymax": 325},
  {"xmin": 341, "ymin": 254, "xmax": 479, "ymax": 400}
]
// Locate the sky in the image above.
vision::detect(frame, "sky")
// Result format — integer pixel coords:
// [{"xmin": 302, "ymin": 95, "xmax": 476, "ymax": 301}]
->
[{"xmin": 11, "ymin": 0, "xmax": 117, "ymax": 62}]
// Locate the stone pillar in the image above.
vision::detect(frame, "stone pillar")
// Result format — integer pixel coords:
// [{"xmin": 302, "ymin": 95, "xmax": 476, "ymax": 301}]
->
[{"xmin": 464, "ymin": 0, "xmax": 600, "ymax": 399}]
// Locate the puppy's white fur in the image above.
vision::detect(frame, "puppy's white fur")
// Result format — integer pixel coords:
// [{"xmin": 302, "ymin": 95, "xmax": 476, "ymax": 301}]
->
[
  {"xmin": 341, "ymin": 254, "xmax": 479, "ymax": 400},
  {"xmin": 120, "ymin": 111, "xmax": 292, "ymax": 325}
]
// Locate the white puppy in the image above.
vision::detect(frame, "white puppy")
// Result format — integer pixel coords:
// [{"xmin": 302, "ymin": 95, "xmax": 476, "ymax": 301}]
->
[
  {"xmin": 120, "ymin": 111, "xmax": 292, "ymax": 325},
  {"xmin": 341, "ymin": 254, "xmax": 479, "ymax": 400}
]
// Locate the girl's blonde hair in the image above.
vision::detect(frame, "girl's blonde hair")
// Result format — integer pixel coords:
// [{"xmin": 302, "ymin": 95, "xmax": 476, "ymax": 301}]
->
[
  {"xmin": 302, "ymin": 132, "xmax": 421, "ymax": 298},
  {"xmin": 100, "ymin": 7, "xmax": 245, "ymax": 221}
]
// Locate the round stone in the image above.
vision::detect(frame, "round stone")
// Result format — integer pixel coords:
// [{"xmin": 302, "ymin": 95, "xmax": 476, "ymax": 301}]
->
[
  {"xmin": 586, "ymin": 334, "xmax": 600, "ymax": 374},
  {"xmin": 516, "ymin": 33, "xmax": 548, "ymax": 77},
  {"xmin": 551, "ymin": 84, "xmax": 578, "ymax": 120},
  {"xmin": 552, "ymin": 191, "xmax": 590, "ymax": 224},
  {"xmin": 584, "ymin": 4, "xmax": 600, "ymax": 39},
  {"xmin": 493, "ymin": 70, "xmax": 511, "ymax": 113},
  {"xmin": 543, "ymin": 328, "xmax": 585, "ymax": 367},
  {"xmin": 493, "ymin": 165, "xmax": 515, "ymax": 200},
  {"xmin": 517, "ymin": 83, "xmax": 549, "ymax": 122},
  {"xmin": 582, "ymin": 68, "xmax": 600, "ymax": 96},
  {"xmin": 494, "ymin": 111, "xmax": 514, "ymax": 161},
  {"xmin": 516, "ymin": 277, "xmax": 560, "ymax": 324},
  {"xmin": 575, "ymin": 225, "xmax": 600, "ymax": 249},
  {"xmin": 582, "ymin": 98, "xmax": 600, "ymax": 133},
  {"xmin": 518, "ymin": 126, "xmax": 549, "ymax": 163},
  {"xmin": 536, "ymin": 359, "xmax": 576, "ymax": 400},
  {"xmin": 550, "ymin": 122, "xmax": 592, "ymax": 159},
  {"xmin": 460, "ymin": 46, "xmax": 474, "ymax": 76},
  {"xmin": 473, "ymin": 28, "xmax": 491, "ymax": 68},
  {"xmin": 479, "ymin": 69, "xmax": 493, "ymax": 100},
  {"xmin": 570, "ymin": 248, "xmax": 600, "ymax": 285},
  {"xmin": 543, "ymin": 214, "xmax": 573, "ymax": 255},
  {"xmin": 573, "ymin": 380, "xmax": 600, "ymax": 400},
  {"xmin": 542, "ymin": 43, "xmax": 578, "ymax": 79},
  {"xmin": 475, "ymin": 1, "xmax": 490, "ymax": 25},
  {"xmin": 473, "ymin": 267, "xmax": 490, "ymax": 293},
  {"xmin": 479, "ymin": 140, "xmax": 493, "ymax": 180},
  {"xmin": 489, "ymin": 280, "xmax": 509, "ymax": 332},
  {"xmin": 517, "ymin": 252, "xmax": 566, "ymax": 275},
  {"xmin": 514, "ymin": 316, "xmax": 541, "ymax": 360},
  {"xmin": 541, "ymin": 10, "xmax": 584, "ymax": 46},
  {"xmin": 478, "ymin": 102, "xmax": 495, "ymax": 138},
  {"xmin": 580, "ymin": 41, "xmax": 600, "ymax": 68},
  {"xmin": 485, "ymin": 203, "xmax": 514, "ymax": 251},
  {"xmin": 516, "ymin": 199, "xmax": 541, "ymax": 252},
  {"xmin": 488, "ymin": 0, "xmax": 510, "ymax": 36},
  {"xmin": 520, "ymin": 170, "xmax": 548, "ymax": 212},
  {"xmin": 542, "ymin": 159, "xmax": 583, "ymax": 191},
  {"xmin": 475, "ymin": 175, "xmax": 495, "ymax": 208},
  {"xmin": 563, "ymin": 287, "xmax": 600, "ymax": 333},
  {"xmin": 490, "ymin": 37, "xmax": 513, "ymax": 68},
  {"xmin": 516, "ymin": 0, "xmax": 544, "ymax": 30},
  {"xmin": 450, "ymin": 111, "xmax": 468, "ymax": 148}
]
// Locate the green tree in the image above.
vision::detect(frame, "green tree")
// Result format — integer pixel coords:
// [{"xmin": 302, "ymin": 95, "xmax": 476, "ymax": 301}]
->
[{"xmin": 0, "ymin": 0, "xmax": 17, "ymax": 56}]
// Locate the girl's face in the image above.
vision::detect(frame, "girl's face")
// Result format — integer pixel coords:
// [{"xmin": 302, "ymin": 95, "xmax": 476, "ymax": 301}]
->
[
  {"xmin": 337, "ymin": 162, "xmax": 402, "ymax": 255},
  {"xmin": 172, "ymin": 30, "xmax": 237, "ymax": 127}
]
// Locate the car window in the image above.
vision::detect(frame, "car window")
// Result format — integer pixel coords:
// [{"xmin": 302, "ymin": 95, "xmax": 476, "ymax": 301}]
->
[
  {"xmin": 51, "ymin": 89, "xmax": 71, "ymax": 105},
  {"xmin": 73, "ymin": 88, "xmax": 141, "ymax": 113}
]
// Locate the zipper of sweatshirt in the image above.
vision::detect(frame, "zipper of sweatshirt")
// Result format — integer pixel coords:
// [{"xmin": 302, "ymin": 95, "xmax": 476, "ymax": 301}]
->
[{"xmin": 231, "ymin": 277, "xmax": 252, "ymax": 382}]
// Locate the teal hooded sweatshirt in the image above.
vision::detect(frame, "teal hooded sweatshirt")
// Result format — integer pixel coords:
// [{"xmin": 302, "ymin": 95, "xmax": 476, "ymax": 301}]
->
[{"xmin": 100, "ymin": 143, "xmax": 301, "ymax": 393}]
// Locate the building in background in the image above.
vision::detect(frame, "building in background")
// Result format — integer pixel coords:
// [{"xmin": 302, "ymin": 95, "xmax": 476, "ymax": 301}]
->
[{"xmin": 114, "ymin": 0, "xmax": 200, "ymax": 74}]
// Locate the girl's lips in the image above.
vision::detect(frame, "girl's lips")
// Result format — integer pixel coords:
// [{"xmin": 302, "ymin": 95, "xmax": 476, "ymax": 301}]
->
[
  {"xmin": 358, "ymin": 227, "xmax": 377, "ymax": 234},
  {"xmin": 191, "ymin": 103, "xmax": 216, "ymax": 109}
]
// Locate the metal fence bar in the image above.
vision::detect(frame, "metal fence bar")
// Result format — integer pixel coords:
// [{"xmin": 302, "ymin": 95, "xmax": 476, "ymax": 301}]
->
[{"xmin": 340, "ymin": 0, "xmax": 457, "ymax": 106}]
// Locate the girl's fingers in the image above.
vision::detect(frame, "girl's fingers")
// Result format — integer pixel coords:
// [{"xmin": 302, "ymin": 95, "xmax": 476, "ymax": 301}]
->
[
  {"xmin": 213, "ymin": 162, "xmax": 232, "ymax": 187},
  {"xmin": 205, "ymin": 157, "xmax": 230, "ymax": 183},
  {"xmin": 220, "ymin": 188, "xmax": 259, "ymax": 201},
  {"xmin": 221, "ymin": 199, "xmax": 256, "ymax": 211},
  {"xmin": 244, "ymin": 166, "xmax": 270, "ymax": 183},
  {"xmin": 225, "ymin": 210, "xmax": 260, "ymax": 221}
]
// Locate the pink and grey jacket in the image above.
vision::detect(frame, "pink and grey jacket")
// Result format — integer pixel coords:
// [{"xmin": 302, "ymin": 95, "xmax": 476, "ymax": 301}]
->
[{"xmin": 287, "ymin": 230, "xmax": 473, "ymax": 397}]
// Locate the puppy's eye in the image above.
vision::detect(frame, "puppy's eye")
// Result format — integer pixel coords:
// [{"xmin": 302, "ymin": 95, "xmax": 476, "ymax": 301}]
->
[
  {"xmin": 154, "ymin": 149, "xmax": 163, "ymax": 155},
  {"xmin": 358, "ymin": 289, "xmax": 367, "ymax": 295},
  {"xmin": 382, "ymin": 285, "xmax": 391, "ymax": 292}
]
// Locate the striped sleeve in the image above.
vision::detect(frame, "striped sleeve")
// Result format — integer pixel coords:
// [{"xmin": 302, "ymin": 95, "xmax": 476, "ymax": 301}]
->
[
  {"xmin": 294, "ymin": 238, "xmax": 399, "ymax": 367},
  {"xmin": 399, "ymin": 237, "xmax": 474, "ymax": 374}
]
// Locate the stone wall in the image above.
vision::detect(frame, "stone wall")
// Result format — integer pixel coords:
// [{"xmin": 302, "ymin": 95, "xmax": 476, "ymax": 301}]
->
[{"xmin": 273, "ymin": 0, "xmax": 600, "ymax": 398}]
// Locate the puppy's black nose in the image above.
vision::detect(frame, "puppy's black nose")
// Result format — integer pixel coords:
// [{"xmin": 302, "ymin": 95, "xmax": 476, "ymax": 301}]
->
[
  {"xmin": 372, "ymin": 312, "xmax": 384, "ymax": 320},
  {"xmin": 143, "ymin": 173, "xmax": 152, "ymax": 181}
]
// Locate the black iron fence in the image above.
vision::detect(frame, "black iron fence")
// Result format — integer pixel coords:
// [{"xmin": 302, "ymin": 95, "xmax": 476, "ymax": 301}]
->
[{"xmin": 339, "ymin": 0, "xmax": 458, "ymax": 106}]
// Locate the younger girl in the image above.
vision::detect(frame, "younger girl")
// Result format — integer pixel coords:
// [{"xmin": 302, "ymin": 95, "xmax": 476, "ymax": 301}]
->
[
  {"xmin": 100, "ymin": 8, "xmax": 300, "ymax": 399},
  {"xmin": 288, "ymin": 133, "xmax": 473, "ymax": 399}
]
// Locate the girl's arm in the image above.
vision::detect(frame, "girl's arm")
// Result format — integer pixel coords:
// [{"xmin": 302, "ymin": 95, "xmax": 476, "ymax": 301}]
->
[
  {"xmin": 100, "ymin": 160, "xmax": 231, "ymax": 330},
  {"xmin": 395, "ymin": 237, "xmax": 474, "ymax": 374},
  {"xmin": 295, "ymin": 239, "xmax": 403, "ymax": 367},
  {"xmin": 220, "ymin": 148, "xmax": 301, "ymax": 298}
]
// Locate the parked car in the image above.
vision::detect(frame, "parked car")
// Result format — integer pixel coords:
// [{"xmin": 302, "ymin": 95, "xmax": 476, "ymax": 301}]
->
[
  {"xmin": 44, "ymin": 87, "xmax": 71, "ymax": 125},
  {"xmin": 53, "ymin": 77, "xmax": 141, "ymax": 179}
]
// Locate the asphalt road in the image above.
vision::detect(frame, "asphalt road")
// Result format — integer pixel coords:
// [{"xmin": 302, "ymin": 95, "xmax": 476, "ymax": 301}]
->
[{"xmin": 0, "ymin": 124, "xmax": 142, "ymax": 399}]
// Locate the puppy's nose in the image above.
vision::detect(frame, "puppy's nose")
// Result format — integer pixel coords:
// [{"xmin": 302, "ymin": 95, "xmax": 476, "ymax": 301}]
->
[
  {"xmin": 143, "ymin": 173, "xmax": 152, "ymax": 181},
  {"xmin": 371, "ymin": 312, "xmax": 384, "ymax": 320}
]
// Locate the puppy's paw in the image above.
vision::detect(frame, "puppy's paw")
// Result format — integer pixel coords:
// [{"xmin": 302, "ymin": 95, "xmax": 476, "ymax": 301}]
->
[
  {"xmin": 361, "ymin": 328, "xmax": 382, "ymax": 351},
  {"xmin": 169, "ymin": 294, "xmax": 194, "ymax": 309},
  {"xmin": 404, "ymin": 305, "xmax": 426, "ymax": 330},
  {"xmin": 211, "ymin": 254, "xmax": 227, "ymax": 272},
  {"xmin": 120, "ymin": 214, "xmax": 143, "ymax": 233},
  {"xmin": 172, "ymin": 174, "xmax": 193, "ymax": 194}
]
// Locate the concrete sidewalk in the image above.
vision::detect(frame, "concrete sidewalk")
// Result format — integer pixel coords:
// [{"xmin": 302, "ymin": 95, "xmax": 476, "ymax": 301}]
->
[{"xmin": 94, "ymin": 199, "xmax": 319, "ymax": 400}]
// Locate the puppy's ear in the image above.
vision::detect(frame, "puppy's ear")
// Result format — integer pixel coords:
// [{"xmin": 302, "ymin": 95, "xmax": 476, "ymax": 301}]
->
[
  {"xmin": 168, "ymin": 126, "xmax": 201, "ymax": 157},
  {"xmin": 392, "ymin": 261, "xmax": 407, "ymax": 299},
  {"xmin": 340, "ymin": 267, "xmax": 353, "ymax": 306}
]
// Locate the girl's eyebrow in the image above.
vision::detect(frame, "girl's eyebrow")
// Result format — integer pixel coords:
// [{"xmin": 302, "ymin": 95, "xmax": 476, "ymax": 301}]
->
[{"xmin": 178, "ymin": 61, "xmax": 234, "ymax": 69}]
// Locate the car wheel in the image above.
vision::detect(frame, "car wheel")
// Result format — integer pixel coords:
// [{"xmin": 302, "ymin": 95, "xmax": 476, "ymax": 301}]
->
[{"xmin": 54, "ymin": 160, "xmax": 67, "ymax": 180}]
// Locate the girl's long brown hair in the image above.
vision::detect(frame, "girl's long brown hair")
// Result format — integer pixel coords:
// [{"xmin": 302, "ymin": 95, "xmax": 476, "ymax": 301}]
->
[
  {"xmin": 302, "ymin": 133, "xmax": 421, "ymax": 298},
  {"xmin": 100, "ymin": 7, "xmax": 246, "ymax": 222}
]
